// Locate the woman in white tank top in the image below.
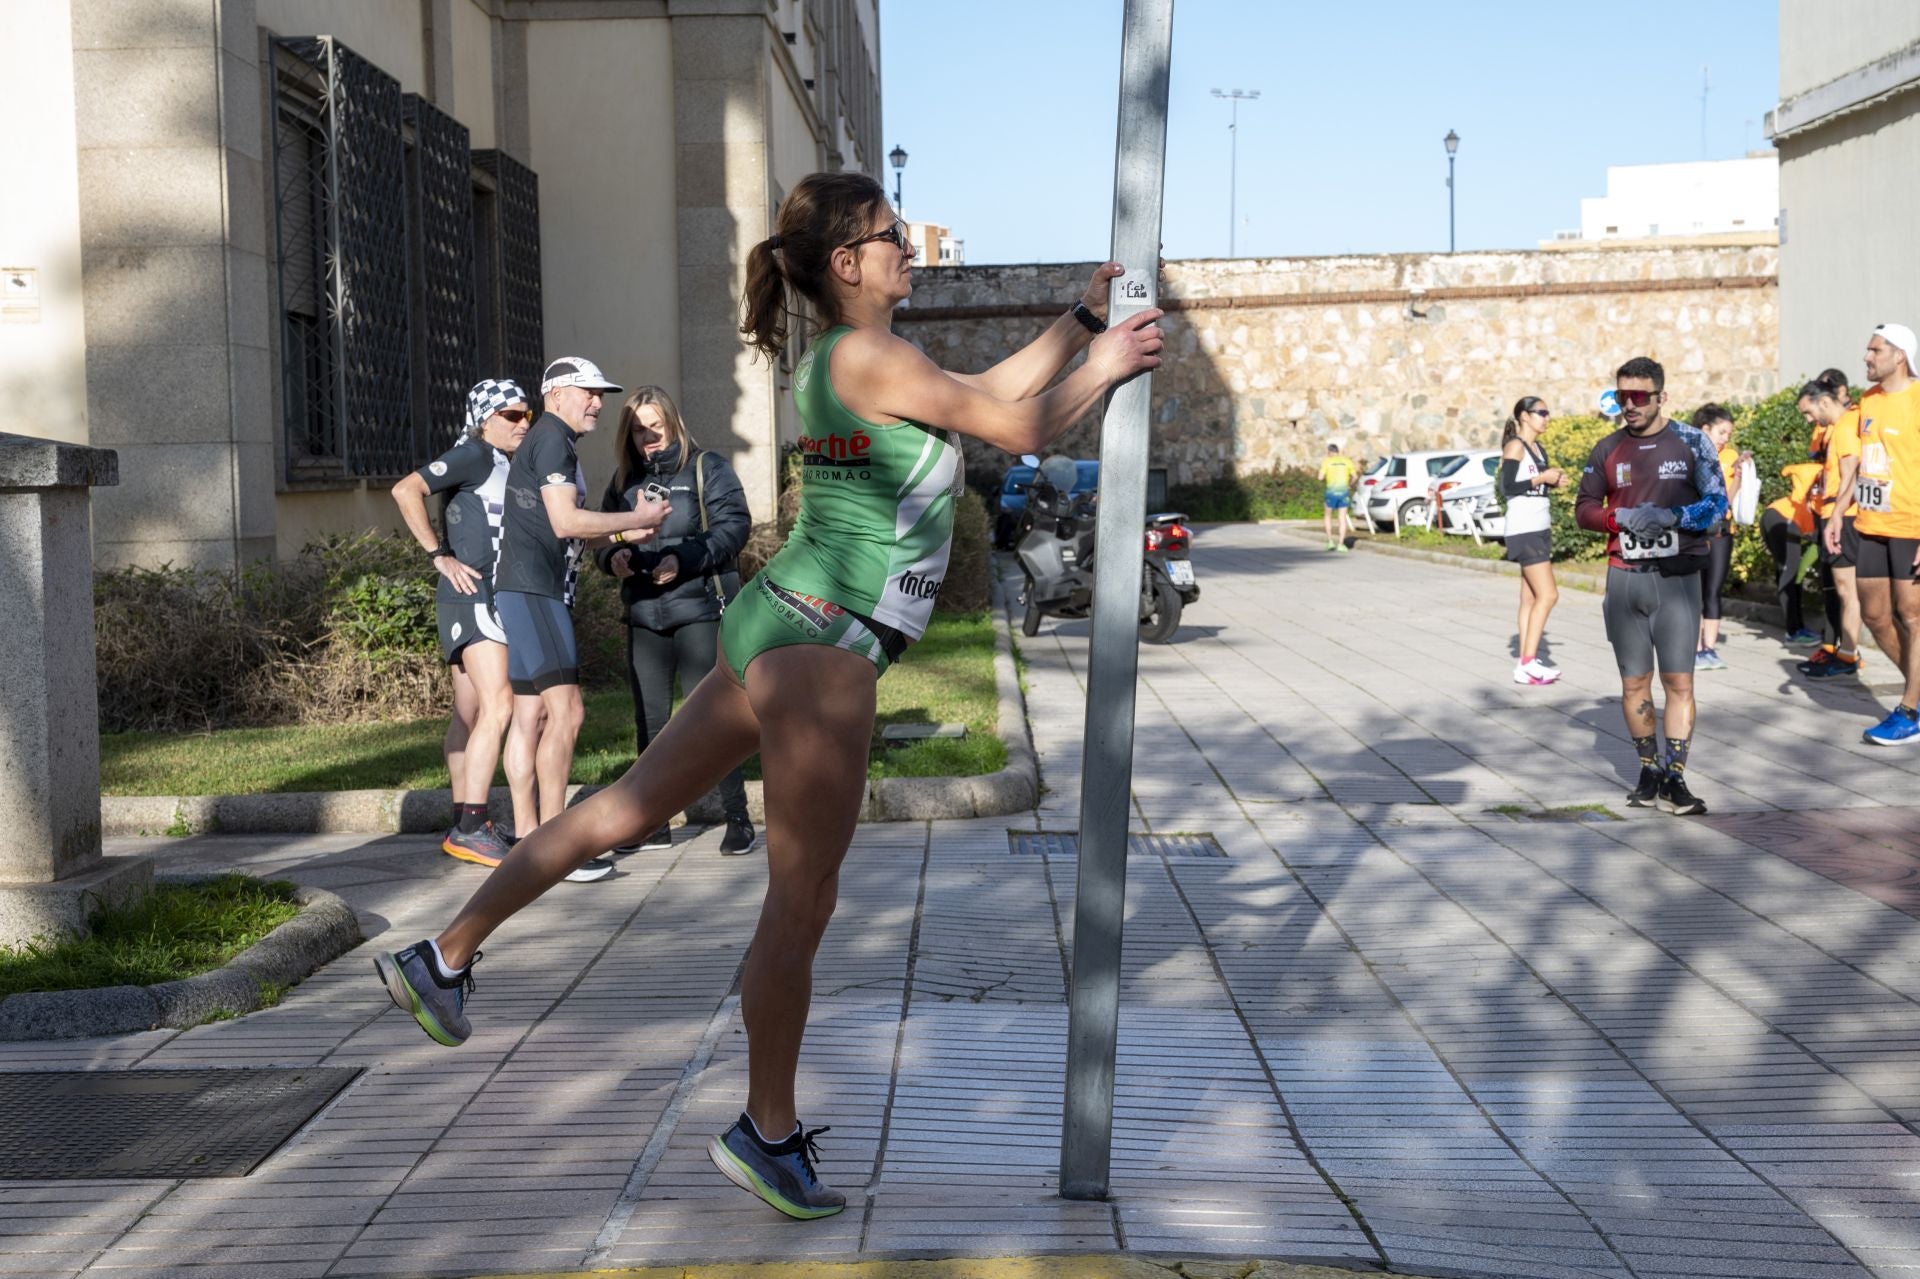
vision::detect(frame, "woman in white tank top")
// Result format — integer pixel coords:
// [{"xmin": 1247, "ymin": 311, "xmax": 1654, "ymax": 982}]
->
[{"xmin": 1501, "ymin": 396, "xmax": 1568, "ymax": 684}]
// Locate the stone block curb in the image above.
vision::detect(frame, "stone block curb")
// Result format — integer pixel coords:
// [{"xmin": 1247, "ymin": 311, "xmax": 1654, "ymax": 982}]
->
[
  {"xmin": 473, "ymin": 1254, "xmax": 1450, "ymax": 1279},
  {"xmin": 0, "ymin": 877, "xmax": 363, "ymax": 1041},
  {"xmin": 101, "ymin": 610, "xmax": 1040, "ymax": 836}
]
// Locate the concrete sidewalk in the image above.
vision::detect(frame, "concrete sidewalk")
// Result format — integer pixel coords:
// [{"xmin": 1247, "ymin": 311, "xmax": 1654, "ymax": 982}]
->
[{"xmin": 7, "ymin": 522, "xmax": 1920, "ymax": 1279}]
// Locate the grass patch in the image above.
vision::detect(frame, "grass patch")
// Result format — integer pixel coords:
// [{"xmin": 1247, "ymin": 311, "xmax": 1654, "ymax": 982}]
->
[
  {"xmin": 102, "ymin": 612, "xmax": 1005, "ymax": 795},
  {"xmin": 1374, "ymin": 527, "xmax": 1508, "ymax": 560},
  {"xmin": 1486, "ymin": 803, "xmax": 1619, "ymax": 823},
  {"xmin": 0, "ymin": 875, "xmax": 301, "ymax": 997}
]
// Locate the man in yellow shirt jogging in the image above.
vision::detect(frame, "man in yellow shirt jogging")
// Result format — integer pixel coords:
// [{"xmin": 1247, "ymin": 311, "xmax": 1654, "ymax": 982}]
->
[{"xmin": 1320, "ymin": 442, "xmax": 1359, "ymax": 552}]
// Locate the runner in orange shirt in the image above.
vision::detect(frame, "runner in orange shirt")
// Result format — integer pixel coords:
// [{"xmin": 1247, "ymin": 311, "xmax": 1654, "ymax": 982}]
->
[
  {"xmin": 1825, "ymin": 324, "xmax": 1920, "ymax": 744},
  {"xmin": 1800, "ymin": 370, "xmax": 1863, "ymax": 679},
  {"xmin": 1761, "ymin": 459, "xmax": 1823, "ymax": 646}
]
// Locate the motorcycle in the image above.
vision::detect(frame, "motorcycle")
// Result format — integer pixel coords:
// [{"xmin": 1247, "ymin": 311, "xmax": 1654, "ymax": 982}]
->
[{"xmin": 1013, "ymin": 454, "xmax": 1199, "ymax": 644}]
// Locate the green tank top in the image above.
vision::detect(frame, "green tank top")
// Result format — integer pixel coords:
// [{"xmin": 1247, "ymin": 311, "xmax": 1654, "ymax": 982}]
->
[{"xmin": 765, "ymin": 325, "xmax": 961, "ymax": 640}]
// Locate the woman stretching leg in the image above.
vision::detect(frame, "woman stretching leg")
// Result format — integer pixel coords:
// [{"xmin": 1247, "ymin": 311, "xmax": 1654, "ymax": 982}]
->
[{"xmin": 374, "ymin": 171, "xmax": 1163, "ymax": 1220}]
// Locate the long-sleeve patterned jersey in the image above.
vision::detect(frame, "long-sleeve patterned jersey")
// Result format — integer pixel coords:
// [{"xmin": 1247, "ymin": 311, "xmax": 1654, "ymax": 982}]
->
[{"xmin": 1575, "ymin": 419, "xmax": 1729, "ymax": 568}]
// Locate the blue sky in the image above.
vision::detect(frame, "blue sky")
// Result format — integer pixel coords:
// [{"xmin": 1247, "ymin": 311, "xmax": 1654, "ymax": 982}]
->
[{"xmin": 878, "ymin": 0, "xmax": 1779, "ymax": 263}]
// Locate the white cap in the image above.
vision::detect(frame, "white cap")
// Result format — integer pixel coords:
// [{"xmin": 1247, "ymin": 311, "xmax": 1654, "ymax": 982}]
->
[
  {"xmin": 1874, "ymin": 323, "xmax": 1918, "ymax": 377},
  {"xmin": 540, "ymin": 356, "xmax": 623, "ymax": 396}
]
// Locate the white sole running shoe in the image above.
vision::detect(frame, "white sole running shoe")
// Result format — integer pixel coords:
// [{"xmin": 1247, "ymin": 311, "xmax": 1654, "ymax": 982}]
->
[{"xmin": 564, "ymin": 857, "xmax": 615, "ymax": 883}]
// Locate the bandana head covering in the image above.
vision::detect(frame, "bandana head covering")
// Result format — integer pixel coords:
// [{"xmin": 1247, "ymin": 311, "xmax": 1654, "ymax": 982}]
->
[{"xmin": 466, "ymin": 378, "xmax": 529, "ymax": 437}]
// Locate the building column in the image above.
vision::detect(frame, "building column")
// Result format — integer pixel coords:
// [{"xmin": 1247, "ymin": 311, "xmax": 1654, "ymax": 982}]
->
[
  {"xmin": 671, "ymin": 10, "xmax": 779, "ymax": 522},
  {"xmin": 70, "ymin": 0, "xmax": 275, "ymax": 570}
]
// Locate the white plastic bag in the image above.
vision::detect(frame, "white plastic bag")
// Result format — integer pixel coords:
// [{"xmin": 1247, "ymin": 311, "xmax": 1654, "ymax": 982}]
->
[{"xmin": 1732, "ymin": 456, "xmax": 1760, "ymax": 526}]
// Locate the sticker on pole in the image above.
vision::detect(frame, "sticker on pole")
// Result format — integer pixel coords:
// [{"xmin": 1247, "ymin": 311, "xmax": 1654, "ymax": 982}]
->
[
  {"xmin": 1598, "ymin": 389, "xmax": 1622, "ymax": 418},
  {"xmin": 1112, "ymin": 270, "xmax": 1153, "ymax": 317}
]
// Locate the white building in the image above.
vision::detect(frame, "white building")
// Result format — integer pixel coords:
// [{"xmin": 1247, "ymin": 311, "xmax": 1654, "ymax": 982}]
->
[
  {"xmin": 1547, "ymin": 156, "xmax": 1779, "ymax": 246},
  {"xmin": 1769, "ymin": 1, "xmax": 1920, "ymax": 381},
  {"xmin": 907, "ymin": 221, "xmax": 964, "ymax": 267}
]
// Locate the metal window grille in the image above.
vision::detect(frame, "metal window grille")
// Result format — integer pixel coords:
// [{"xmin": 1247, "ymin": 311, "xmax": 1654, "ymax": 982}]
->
[
  {"xmin": 404, "ymin": 93, "xmax": 476, "ymax": 462},
  {"xmin": 271, "ymin": 36, "xmax": 414, "ymax": 480},
  {"xmin": 473, "ymin": 149, "xmax": 544, "ymax": 395}
]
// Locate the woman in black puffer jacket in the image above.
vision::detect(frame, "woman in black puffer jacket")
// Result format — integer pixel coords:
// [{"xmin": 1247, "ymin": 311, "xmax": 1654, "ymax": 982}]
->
[{"xmin": 595, "ymin": 386, "xmax": 755, "ymax": 855}]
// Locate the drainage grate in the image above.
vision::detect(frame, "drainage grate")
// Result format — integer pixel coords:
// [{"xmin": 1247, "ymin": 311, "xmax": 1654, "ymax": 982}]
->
[
  {"xmin": 1008, "ymin": 831, "xmax": 1226, "ymax": 859},
  {"xmin": 0, "ymin": 1067, "xmax": 361, "ymax": 1180}
]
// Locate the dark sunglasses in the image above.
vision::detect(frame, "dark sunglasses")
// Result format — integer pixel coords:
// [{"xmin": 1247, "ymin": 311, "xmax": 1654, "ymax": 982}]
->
[
  {"xmin": 844, "ymin": 222, "xmax": 909, "ymax": 254},
  {"xmin": 1528, "ymin": 407, "xmax": 1552, "ymax": 418},
  {"xmin": 497, "ymin": 408, "xmax": 531, "ymax": 422},
  {"xmin": 1616, "ymin": 389, "xmax": 1659, "ymax": 407}
]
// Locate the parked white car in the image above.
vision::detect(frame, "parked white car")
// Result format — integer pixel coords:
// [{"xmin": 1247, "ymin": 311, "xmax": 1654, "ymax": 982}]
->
[
  {"xmin": 1351, "ymin": 457, "xmax": 1390, "ymax": 521},
  {"xmin": 1364, "ymin": 449, "xmax": 1470, "ymax": 530},
  {"xmin": 1428, "ymin": 451, "xmax": 1503, "ymax": 536}
]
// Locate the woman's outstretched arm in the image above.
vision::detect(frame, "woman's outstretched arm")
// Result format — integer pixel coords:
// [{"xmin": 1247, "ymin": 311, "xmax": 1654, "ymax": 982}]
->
[
  {"xmin": 947, "ymin": 263, "xmax": 1125, "ymax": 401},
  {"xmin": 835, "ymin": 309, "xmax": 1164, "ymax": 456}
]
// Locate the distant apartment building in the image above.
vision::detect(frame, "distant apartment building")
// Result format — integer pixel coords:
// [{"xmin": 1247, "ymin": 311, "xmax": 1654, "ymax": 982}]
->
[
  {"xmin": 906, "ymin": 221, "xmax": 964, "ymax": 267},
  {"xmin": 1544, "ymin": 156, "xmax": 1779, "ymax": 248},
  {"xmin": 0, "ymin": 0, "xmax": 883, "ymax": 570},
  {"xmin": 1769, "ymin": 2, "xmax": 1920, "ymax": 380}
]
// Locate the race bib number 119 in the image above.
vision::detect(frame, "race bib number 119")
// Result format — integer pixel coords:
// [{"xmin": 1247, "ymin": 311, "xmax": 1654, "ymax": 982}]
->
[{"xmin": 1856, "ymin": 478, "xmax": 1894, "ymax": 513}]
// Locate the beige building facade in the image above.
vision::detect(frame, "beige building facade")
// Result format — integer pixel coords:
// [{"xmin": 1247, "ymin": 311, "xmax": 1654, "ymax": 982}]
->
[
  {"xmin": 1769, "ymin": 2, "xmax": 1920, "ymax": 383},
  {"xmin": 0, "ymin": 0, "xmax": 881, "ymax": 570}
]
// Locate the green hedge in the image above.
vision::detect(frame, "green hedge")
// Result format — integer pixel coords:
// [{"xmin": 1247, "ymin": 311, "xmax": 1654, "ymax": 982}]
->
[{"xmin": 1166, "ymin": 465, "xmax": 1326, "ymax": 521}]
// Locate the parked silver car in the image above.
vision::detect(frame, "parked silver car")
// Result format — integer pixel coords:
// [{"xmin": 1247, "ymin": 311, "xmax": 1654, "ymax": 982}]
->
[
  {"xmin": 1428, "ymin": 451, "xmax": 1503, "ymax": 536},
  {"xmin": 1364, "ymin": 449, "xmax": 1469, "ymax": 530}
]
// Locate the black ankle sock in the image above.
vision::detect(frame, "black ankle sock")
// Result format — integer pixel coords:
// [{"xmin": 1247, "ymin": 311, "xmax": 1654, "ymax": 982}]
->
[
  {"xmin": 741, "ymin": 1111, "xmax": 799, "ymax": 1151},
  {"xmin": 457, "ymin": 803, "xmax": 488, "ymax": 834},
  {"xmin": 1664, "ymin": 736, "xmax": 1692, "ymax": 776},
  {"xmin": 1633, "ymin": 735, "xmax": 1661, "ymax": 771}
]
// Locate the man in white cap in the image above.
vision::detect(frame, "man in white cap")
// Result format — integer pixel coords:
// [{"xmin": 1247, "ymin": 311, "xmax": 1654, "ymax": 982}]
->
[
  {"xmin": 1826, "ymin": 323, "xmax": 1920, "ymax": 746},
  {"xmin": 491, "ymin": 357, "xmax": 671, "ymax": 878}
]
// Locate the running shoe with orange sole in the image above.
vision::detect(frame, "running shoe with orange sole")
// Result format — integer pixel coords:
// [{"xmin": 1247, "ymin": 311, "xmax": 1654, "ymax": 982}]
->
[{"xmin": 442, "ymin": 823, "xmax": 509, "ymax": 868}]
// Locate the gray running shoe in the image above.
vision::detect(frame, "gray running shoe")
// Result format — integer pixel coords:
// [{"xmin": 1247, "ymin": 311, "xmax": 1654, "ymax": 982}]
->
[
  {"xmin": 374, "ymin": 940, "xmax": 478, "ymax": 1047},
  {"xmin": 442, "ymin": 823, "xmax": 509, "ymax": 868},
  {"xmin": 707, "ymin": 1115, "xmax": 846, "ymax": 1219},
  {"xmin": 564, "ymin": 856, "xmax": 615, "ymax": 883}
]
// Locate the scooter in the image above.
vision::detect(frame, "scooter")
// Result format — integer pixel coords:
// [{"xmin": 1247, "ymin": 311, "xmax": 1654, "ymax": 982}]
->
[{"xmin": 1013, "ymin": 455, "xmax": 1199, "ymax": 644}]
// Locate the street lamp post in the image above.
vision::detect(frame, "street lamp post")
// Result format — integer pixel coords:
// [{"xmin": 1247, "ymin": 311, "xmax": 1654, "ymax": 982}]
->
[
  {"xmin": 1210, "ymin": 88, "xmax": 1258, "ymax": 257},
  {"xmin": 889, "ymin": 144, "xmax": 908, "ymax": 217},
  {"xmin": 1443, "ymin": 129, "xmax": 1459, "ymax": 254}
]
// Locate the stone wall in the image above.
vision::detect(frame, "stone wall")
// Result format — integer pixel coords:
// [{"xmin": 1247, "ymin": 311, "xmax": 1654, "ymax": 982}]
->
[{"xmin": 896, "ymin": 245, "xmax": 1778, "ymax": 485}]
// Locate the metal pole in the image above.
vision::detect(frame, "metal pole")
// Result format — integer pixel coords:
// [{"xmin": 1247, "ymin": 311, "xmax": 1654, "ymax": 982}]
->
[
  {"xmin": 1227, "ymin": 97, "xmax": 1237, "ymax": 257},
  {"xmin": 1059, "ymin": 0, "xmax": 1173, "ymax": 1203},
  {"xmin": 1447, "ymin": 154, "xmax": 1456, "ymax": 254}
]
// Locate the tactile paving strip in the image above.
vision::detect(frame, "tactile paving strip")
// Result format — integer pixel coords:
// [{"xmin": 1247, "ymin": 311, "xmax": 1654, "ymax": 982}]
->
[
  {"xmin": 0, "ymin": 1067, "xmax": 361, "ymax": 1179},
  {"xmin": 1008, "ymin": 831, "xmax": 1226, "ymax": 859}
]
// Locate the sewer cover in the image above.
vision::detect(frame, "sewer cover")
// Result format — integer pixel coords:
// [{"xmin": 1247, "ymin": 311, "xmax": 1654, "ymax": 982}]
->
[
  {"xmin": 0, "ymin": 1067, "xmax": 361, "ymax": 1180},
  {"xmin": 1008, "ymin": 831, "xmax": 1225, "ymax": 859}
]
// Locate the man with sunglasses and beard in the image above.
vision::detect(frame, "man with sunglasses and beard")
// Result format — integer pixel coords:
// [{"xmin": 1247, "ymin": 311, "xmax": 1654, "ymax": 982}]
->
[{"xmin": 1575, "ymin": 356, "xmax": 1728, "ymax": 816}]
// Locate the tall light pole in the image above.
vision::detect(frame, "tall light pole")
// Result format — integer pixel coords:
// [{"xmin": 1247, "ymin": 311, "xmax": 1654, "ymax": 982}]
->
[
  {"xmin": 889, "ymin": 143, "xmax": 907, "ymax": 217},
  {"xmin": 1210, "ymin": 88, "xmax": 1258, "ymax": 257},
  {"xmin": 1444, "ymin": 128, "xmax": 1460, "ymax": 253}
]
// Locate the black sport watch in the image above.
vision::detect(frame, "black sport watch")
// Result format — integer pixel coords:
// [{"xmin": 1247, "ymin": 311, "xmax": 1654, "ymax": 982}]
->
[{"xmin": 1070, "ymin": 301, "xmax": 1107, "ymax": 335}]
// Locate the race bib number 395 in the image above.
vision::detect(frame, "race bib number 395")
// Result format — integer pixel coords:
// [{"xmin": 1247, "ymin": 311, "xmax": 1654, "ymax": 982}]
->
[
  {"xmin": 1856, "ymin": 477, "xmax": 1894, "ymax": 513},
  {"xmin": 1619, "ymin": 528, "xmax": 1679, "ymax": 561}
]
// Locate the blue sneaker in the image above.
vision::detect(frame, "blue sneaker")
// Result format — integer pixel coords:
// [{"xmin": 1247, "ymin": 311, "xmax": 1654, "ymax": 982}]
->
[
  {"xmin": 374, "ymin": 940, "xmax": 478, "ymax": 1047},
  {"xmin": 707, "ymin": 1115, "xmax": 846, "ymax": 1219},
  {"xmin": 1864, "ymin": 707, "xmax": 1920, "ymax": 747},
  {"xmin": 1695, "ymin": 648, "xmax": 1726, "ymax": 671},
  {"xmin": 1805, "ymin": 652, "xmax": 1862, "ymax": 680},
  {"xmin": 1785, "ymin": 628, "xmax": 1821, "ymax": 647}
]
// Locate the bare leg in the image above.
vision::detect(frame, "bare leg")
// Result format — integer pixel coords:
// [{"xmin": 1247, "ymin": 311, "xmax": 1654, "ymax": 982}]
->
[
  {"xmin": 445, "ymin": 665, "xmax": 479, "ymax": 805},
  {"xmin": 1519, "ymin": 561, "xmax": 1558, "ymax": 663},
  {"xmin": 505, "ymin": 695, "xmax": 544, "ymax": 835},
  {"xmin": 533, "ymin": 684, "xmax": 585, "ymax": 827},
  {"xmin": 1858, "ymin": 579, "xmax": 1906, "ymax": 671},
  {"xmin": 436, "ymin": 664, "xmax": 763, "ymax": 966},
  {"xmin": 739, "ymin": 644, "xmax": 877, "ymax": 1139},
  {"xmin": 1894, "ymin": 579, "xmax": 1920, "ymax": 707},
  {"xmin": 1516, "ymin": 575, "xmax": 1535, "ymax": 662},
  {"xmin": 1620, "ymin": 672, "xmax": 1657, "ymax": 739},
  {"xmin": 1834, "ymin": 565, "xmax": 1861, "ymax": 652},
  {"xmin": 1659, "ymin": 671, "xmax": 1696, "ymax": 743},
  {"xmin": 1322, "ymin": 504, "xmax": 1333, "ymax": 544},
  {"xmin": 458, "ymin": 642, "xmax": 513, "ymax": 816}
]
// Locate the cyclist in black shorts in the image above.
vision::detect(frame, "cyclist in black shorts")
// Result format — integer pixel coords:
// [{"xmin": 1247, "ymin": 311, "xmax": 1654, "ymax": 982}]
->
[
  {"xmin": 1575, "ymin": 357, "xmax": 1728, "ymax": 815},
  {"xmin": 391, "ymin": 379, "xmax": 530, "ymax": 867},
  {"xmin": 493, "ymin": 356, "xmax": 670, "ymax": 874}
]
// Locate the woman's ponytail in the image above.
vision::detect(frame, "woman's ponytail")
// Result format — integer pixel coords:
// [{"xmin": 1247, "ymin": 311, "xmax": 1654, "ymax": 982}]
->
[
  {"xmin": 1504, "ymin": 395, "xmax": 1542, "ymax": 446},
  {"xmin": 741, "ymin": 238, "xmax": 789, "ymax": 359}
]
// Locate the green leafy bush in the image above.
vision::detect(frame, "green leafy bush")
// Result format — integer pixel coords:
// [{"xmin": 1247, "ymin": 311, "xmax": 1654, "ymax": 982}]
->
[
  {"xmin": 1166, "ymin": 465, "xmax": 1326, "ymax": 521},
  {"xmin": 324, "ymin": 573, "xmax": 438, "ymax": 666}
]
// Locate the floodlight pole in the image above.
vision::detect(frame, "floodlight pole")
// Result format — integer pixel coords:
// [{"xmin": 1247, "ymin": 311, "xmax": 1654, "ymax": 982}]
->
[{"xmin": 1059, "ymin": 0, "xmax": 1174, "ymax": 1203}]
